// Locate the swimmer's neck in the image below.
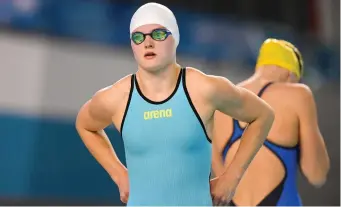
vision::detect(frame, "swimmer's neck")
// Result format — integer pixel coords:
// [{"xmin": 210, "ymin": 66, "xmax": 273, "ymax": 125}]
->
[
  {"xmin": 136, "ymin": 62, "xmax": 181, "ymax": 94},
  {"xmin": 251, "ymin": 66, "xmax": 290, "ymax": 83}
]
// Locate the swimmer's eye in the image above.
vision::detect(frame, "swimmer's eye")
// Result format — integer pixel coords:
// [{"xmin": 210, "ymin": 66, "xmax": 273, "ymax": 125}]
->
[
  {"xmin": 151, "ymin": 29, "xmax": 169, "ymax": 41},
  {"xmin": 131, "ymin": 32, "xmax": 145, "ymax": 45}
]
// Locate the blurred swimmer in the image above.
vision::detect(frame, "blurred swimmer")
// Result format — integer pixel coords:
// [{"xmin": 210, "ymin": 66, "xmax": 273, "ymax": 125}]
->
[{"xmin": 212, "ymin": 38, "xmax": 330, "ymax": 206}]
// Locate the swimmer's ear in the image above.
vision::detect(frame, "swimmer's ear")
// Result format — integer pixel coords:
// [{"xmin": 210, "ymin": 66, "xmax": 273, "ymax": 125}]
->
[{"xmin": 288, "ymin": 73, "xmax": 299, "ymax": 83}]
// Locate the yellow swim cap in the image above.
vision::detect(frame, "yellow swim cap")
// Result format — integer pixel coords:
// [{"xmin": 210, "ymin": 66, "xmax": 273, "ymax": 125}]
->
[{"xmin": 256, "ymin": 38, "xmax": 304, "ymax": 79}]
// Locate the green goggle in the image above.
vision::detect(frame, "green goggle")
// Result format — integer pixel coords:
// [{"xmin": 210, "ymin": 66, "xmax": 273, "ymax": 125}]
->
[{"xmin": 131, "ymin": 29, "xmax": 172, "ymax": 45}]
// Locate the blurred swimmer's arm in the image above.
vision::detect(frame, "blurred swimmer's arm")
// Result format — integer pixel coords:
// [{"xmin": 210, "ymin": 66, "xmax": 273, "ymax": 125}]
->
[
  {"xmin": 296, "ymin": 85, "xmax": 330, "ymax": 187},
  {"xmin": 211, "ymin": 111, "xmax": 232, "ymax": 177},
  {"xmin": 208, "ymin": 75, "xmax": 275, "ymax": 181},
  {"xmin": 75, "ymin": 85, "xmax": 127, "ymax": 184}
]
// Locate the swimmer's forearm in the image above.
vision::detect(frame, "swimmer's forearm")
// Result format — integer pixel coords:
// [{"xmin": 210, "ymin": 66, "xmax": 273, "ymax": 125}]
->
[
  {"xmin": 77, "ymin": 128, "xmax": 127, "ymax": 182},
  {"xmin": 212, "ymin": 151, "xmax": 225, "ymax": 177},
  {"xmin": 222, "ymin": 110, "xmax": 274, "ymax": 180}
]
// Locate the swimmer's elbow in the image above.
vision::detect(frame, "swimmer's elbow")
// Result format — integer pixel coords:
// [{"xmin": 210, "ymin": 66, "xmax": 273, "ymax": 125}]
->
[
  {"xmin": 260, "ymin": 102, "xmax": 275, "ymax": 127},
  {"xmin": 307, "ymin": 176, "xmax": 327, "ymax": 188},
  {"xmin": 300, "ymin": 144, "xmax": 330, "ymax": 188},
  {"xmin": 301, "ymin": 162, "xmax": 330, "ymax": 188},
  {"xmin": 75, "ymin": 114, "xmax": 88, "ymax": 135},
  {"xmin": 75, "ymin": 102, "xmax": 100, "ymax": 133},
  {"xmin": 75, "ymin": 103, "xmax": 89, "ymax": 130}
]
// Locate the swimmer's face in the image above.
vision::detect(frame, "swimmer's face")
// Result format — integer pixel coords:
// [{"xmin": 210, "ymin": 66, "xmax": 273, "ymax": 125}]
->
[{"xmin": 131, "ymin": 24, "xmax": 176, "ymax": 72}]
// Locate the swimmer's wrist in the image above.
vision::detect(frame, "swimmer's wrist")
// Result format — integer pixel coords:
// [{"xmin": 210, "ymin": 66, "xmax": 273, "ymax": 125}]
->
[
  {"xmin": 109, "ymin": 165, "xmax": 128, "ymax": 183},
  {"xmin": 221, "ymin": 164, "xmax": 244, "ymax": 183}
]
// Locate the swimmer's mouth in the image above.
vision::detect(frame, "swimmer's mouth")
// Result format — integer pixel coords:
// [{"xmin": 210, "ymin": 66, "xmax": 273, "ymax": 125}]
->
[{"xmin": 144, "ymin": 52, "xmax": 156, "ymax": 58}]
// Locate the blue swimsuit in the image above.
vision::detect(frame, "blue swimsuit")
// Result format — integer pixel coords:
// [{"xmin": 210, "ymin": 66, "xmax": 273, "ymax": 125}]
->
[{"xmin": 223, "ymin": 82, "xmax": 303, "ymax": 206}]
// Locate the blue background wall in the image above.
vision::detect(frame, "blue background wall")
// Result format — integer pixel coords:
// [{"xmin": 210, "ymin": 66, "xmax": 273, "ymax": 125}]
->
[{"xmin": 1, "ymin": 113, "xmax": 125, "ymax": 205}]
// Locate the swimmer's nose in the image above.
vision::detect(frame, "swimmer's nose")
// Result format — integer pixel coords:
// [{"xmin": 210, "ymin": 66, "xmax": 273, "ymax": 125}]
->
[{"xmin": 144, "ymin": 35, "xmax": 154, "ymax": 49}]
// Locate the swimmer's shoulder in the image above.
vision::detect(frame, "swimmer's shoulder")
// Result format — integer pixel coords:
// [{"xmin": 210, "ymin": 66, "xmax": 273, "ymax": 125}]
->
[
  {"xmin": 282, "ymin": 83, "xmax": 315, "ymax": 109},
  {"xmin": 185, "ymin": 67, "xmax": 207, "ymax": 80},
  {"xmin": 259, "ymin": 82, "xmax": 314, "ymax": 109},
  {"xmin": 91, "ymin": 74, "xmax": 134, "ymax": 115},
  {"xmin": 184, "ymin": 67, "xmax": 210, "ymax": 95},
  {"xmin": 185, "ymin": 66, "xmax": 232, "ymax": 80},
  {"xmin": 270, "ymin": 82, "xmax": 313, "ymax": 98},
  {"xmin": 185, "ymin": 67, "xmax": 234, "ymax": 93}
]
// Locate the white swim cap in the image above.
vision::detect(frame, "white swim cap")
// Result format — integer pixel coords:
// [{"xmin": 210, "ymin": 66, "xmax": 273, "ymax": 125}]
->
[{"xmin": 130, "ymin": 2, "xmax": 180, "ymax": 47}]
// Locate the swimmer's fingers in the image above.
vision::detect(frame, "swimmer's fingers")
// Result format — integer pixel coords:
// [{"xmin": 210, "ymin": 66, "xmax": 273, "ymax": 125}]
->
[
  {"xmin": 120, "ymin": 192, "xmax": 129, "ymax": 203},
  {"xmin": 119, "ymin": 189, "xmax": 129, "ymax": 204},
  {"xmin": 212, "ymin": 195, "xmax": 229, "ymax": 206}
]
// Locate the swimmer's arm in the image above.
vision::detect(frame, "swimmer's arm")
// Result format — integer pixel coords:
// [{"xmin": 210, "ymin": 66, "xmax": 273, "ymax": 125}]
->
[
  {"xmin": 208, "ymin": 76, "xmax": 275, "ymax": 181},
  {"xmin": 75, "ymin": 87, "xmax": 127, "ymax": 183},
  {"xmin": 297, "ymin": 85, "xmax": 330, "ymax": 187},
  {"xmin": 211, "ymin": 151, "xmax": 224, "ymax": 178}
]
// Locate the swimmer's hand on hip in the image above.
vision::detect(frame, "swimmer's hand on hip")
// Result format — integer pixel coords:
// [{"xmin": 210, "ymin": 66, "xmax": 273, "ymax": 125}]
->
[
  {"xmin": 210, "ymin": 173, "xmax": 239, "ymax": 206},
  {"xmin": 112, "ymin": 169, "xmax": 130, "ymax": 204}
]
